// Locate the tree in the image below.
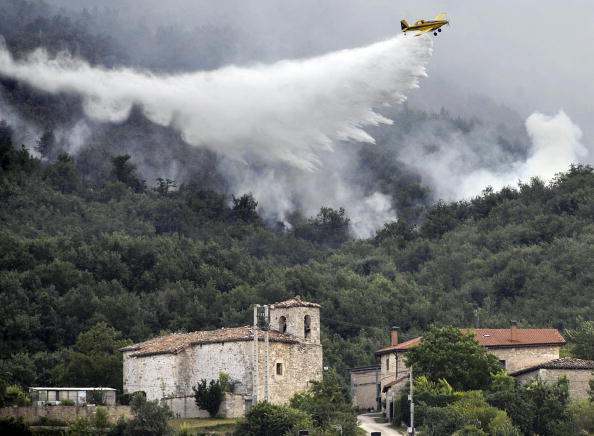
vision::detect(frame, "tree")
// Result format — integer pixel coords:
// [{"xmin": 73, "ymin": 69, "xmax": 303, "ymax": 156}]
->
[
  {"xmin": 405, "ymin": 326, "xmax": 501, "ymax": 391},
  {"xmin": 289, "ymin": 370, "xmax": 359, "ymax": 435},
  {"xmin": 230, "ymin": 193, "xmax": 260, "ymax": 223},
  {"xmin": 111, "ymin": 154, "xmax": 145, "ymax": 193},
  {"xmin": 193, "ymin": 378, "xmax": 223, "ymax": 417},
  {"xmin": 44, "ymin": 153, "xmax": 81, "ymax": 193},
  {"xmin": 54, "ymin": 323, "xmax": 131, "ymax": 391},
  {"xmin": 565, "ymin": 320, "xmax": 594, "ymax": 360},
  {"xmin": 294, "ymin": 207, "xmax": 351, "ymax": 248},
  {"xmin": 36, "ymin": 129, "xmax": 56, "ymax": 159}
]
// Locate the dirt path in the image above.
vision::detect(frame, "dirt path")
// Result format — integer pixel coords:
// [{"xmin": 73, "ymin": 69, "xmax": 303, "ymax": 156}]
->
[{"xmin": 358, "ymin": 413, "xmax": 406, "ymax": 436}]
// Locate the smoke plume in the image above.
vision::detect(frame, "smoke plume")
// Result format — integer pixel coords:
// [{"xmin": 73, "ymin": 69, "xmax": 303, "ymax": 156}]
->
[
  {"xmin": 399, "ymin": 110, "xmax": 587, "ymax": 200},
  {"xmin": 0, "ymin": 35, "xmax": 432, "ymax": 236},
  {"xmin": 0, "ymin": 35, "xmax": 432, "ymax": 171}
]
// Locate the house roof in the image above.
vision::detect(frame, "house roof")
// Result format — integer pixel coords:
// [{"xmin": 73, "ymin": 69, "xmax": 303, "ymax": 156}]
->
[
  {"xmin": 349, "ymin": 364, "xmax": 381, "ymax": 373},
  {"xmin": 510, "ymin": 357, "xmax": 594, "ymax": 376},
  {"xmin": 121, "ymin": 326, "xmax": 299, "ymax": 357},
  {"xmin": 382, "ymin": 376, "xmax": 408, "ymax": 392},
  {"xmin": 375, "ymin": 328, "xmax": 565, "ymax": 355},
  {"xmin": 271, "ymin": 297, "xmax": 321, "ymax": 308},
  {"xmin": 29, "ymin": 387, "xmax": 116, "ymax": 391}
]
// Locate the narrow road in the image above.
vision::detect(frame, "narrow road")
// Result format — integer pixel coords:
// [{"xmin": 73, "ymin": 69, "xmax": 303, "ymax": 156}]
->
[{"xmin": 358, "ymin": 413, "xmax": 406, "ymax": 436}]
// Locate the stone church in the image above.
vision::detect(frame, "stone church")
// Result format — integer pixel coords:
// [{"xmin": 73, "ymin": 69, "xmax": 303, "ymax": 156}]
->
[{"xmin": 120, "ymin": 297, "xmax": 322, "ymax": 418}]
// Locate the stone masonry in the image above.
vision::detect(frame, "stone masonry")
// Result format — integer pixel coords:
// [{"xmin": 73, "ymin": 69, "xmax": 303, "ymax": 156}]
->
[{"xmin": 121, "ymin": 297, "xmax": 323, "ymax": 418}]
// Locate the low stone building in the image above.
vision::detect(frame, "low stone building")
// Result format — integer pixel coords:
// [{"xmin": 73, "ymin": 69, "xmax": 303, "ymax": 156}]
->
[
  {"xmin": 511, "ymin": 357, "xmax": 594, "ymax": 399},
  {"xmin": 375, "ymin": 324, "xmax": 566, "ymax": 420},
  {"xmin": 121, "ymin": 297, "xmax": 323, "ymax": 418},
  {"xmin": 349, "ymin": 365, "xmax": 380, "ymax": 412},
  {"xmin": 28, "ymin": 387, "xmax": 117, "ymax": 406}
]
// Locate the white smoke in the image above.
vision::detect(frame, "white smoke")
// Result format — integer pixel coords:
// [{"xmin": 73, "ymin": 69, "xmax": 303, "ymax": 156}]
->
[
  {"xmin": 0, "ymin": 36, "xmax": 432, "ymax": 171},
  {"xmin": 0, "ymin": 35, "xmax": 433, "ymax": 237},
  {"xmin": 400, "ymin": 110, "xmax": 587, "ymax": 200}
]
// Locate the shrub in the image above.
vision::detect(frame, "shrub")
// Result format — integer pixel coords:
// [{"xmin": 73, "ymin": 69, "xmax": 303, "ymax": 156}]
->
[
  {"xmin": 93, "ymin": 406, "xmax": 111, "ymax": 428},
  {"xmin": 33, "ymin": 417, "xmax": 69, "ymax": 427},
  {"xmin": 289, "ymin": 371, "xmax": 359, "ymax": 436},
  {"xmin": 66, "ymin": 417, "xmax": 94, "ymax": 436},
  {"xmin": 60, "ymin": 398, "xmax": 75, "ymax": 406},
  {"xmin": 106, "ymin": 416, "xmax": 128, "ymax": 436},
  {"xmin": 123, "ymin": 392, "xmax": 173, "ymax": 436},
  {"xmin": 452, "ymin": 425, "xmax": 488, "ymax": 436},
  {"xmin": 0, "ymin": 417, "xmax": 33, "ymax": 436},
  {"xmin": 421, "ymin": 406, "xmax": 466, "ymax": 436},
  {"xmin": 4, "ymin": 385, "xmax": 30, "ymax": 406},
  {"xmin": 118, "ymin": 391, "xmax": 145, "ymax": 405},
  {"xmin": 193, "ymin": 378, "xmax": 223, "ymax": 417},
  {"xmin": 488, "ymin": 411, "xmax": 521, "ymax": 436},
  {"xmin": 234, "ymin": 402, "xmax": 313, "ymax": 436}
]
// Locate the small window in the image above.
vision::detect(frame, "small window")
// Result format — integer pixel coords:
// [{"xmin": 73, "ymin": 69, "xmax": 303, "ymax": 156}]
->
[
  {"xmin": 304, "ymin": 315, "xmax": 311, "ymax": 338},
  {"xmin": 499, "ymin": 360, "xmax": 506, "ymax": 369},
  {"xmin": 276, "ymin": 363, "xmax": 283, "ymax": 375},
  {"xmin": 279, "ymin": 316, "xmax": 287, "ymax": 333},
  {"xmin": 386, "ymin": 356, "xmax": 390, "ymax": 371}
]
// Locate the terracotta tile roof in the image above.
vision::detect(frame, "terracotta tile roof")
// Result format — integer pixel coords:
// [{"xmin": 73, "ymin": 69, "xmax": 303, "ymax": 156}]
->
[
  {"xmin": 375, "ymin": 328, "xmax": 565, "ymax": 355},
  {"xmin": 510, "ymin": 357, "xmax": 594, "ymax": 376},
  {"xmin": 121, "ymin": 326, "xmax": 299, "ymax": 357},
  {"xmin": 376, "ymin": 337, "xmax": 422, "ymax": 355},
  {"xmin": 271, "ymin": 297, "xmax": 321, "ymax": 308}
]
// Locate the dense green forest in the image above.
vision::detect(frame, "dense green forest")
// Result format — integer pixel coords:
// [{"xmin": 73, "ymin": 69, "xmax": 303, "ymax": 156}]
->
[
  {"xmin": 1, "ymin": 116, "xmax": 594, "ymax": 388},
  {"xmin": 1, "ymin": 0, "xmax": 593, "ymax": 395}
]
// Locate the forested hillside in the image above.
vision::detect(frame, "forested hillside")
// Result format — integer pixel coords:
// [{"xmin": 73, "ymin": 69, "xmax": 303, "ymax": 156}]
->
[
  {"xmin": 2, "ymin": 118, "xmax": 594, "ymax": 387},
  {"xmin": 1, "ymin": 0, "xmax": 593, "ymax": 392}
]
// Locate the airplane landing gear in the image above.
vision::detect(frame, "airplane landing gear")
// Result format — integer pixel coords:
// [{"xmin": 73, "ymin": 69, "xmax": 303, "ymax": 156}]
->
[
  {"xmin": 438, "ymin": 28, "xmax": 442, "ymax": 32},
  {"xmin": 434, "ymin": 32, "xmax": 438, "ymax": 36}
]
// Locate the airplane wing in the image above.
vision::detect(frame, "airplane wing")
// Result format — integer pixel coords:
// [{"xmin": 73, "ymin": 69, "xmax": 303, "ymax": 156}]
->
[
  {"xmin": 414, "ymin": 28, "xmax": 433, "ymax": 36},
  {"xmin": 434, "ymin": 13, "xmax": 446, "ymax": 20}
]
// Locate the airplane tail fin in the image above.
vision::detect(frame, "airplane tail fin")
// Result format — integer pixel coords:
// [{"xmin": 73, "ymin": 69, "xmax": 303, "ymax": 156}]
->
[{"xmin": 400, "ymin": 20, "xmax": 409, "ymax": 30}]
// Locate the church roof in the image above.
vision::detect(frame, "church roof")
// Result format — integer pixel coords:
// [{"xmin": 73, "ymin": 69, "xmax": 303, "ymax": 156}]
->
[
  {"xmin": 271, "ymin": 297, "xmax": 321, "ymax": 308},
  {"xmin": 376, "ymin": 328, "xmax": 565, "ymax": 355},
  {"xmin": 121, "ymin": 326, "xmax": 299, "ymax": 357}
]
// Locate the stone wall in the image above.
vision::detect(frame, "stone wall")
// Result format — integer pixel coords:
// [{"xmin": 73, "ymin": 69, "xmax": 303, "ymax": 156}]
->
[
  {"xmin": 162, "ymin": 392, "xmax": 247, "ymax": 419},
  {"xmin": 515, "ymin": 368, "xmax": 593, "ymax": 399},
  {"xmin": 258, "ymin": 341, "xmax": 323, "ymax": 404},
  {"xmin": 269, "ymin": 306, "xmax": 320, "ymax": 344},
  {"xmin": 123, "ymin": 351, "xmax": 177, "ymax": 400},
  {"xmin": 220, "ymin": 393, "xmax": 246, "ymax": 418},
  {"xmin": 0, "ymin": 405, "xmax": 132, "ymax": 423},
  {"xmin": 350, "ymin": 369, "xmax": 379, "ymax": 411},
  {"xmin": 123, "ymin": 341, "xmax": 253, "ymax": 401},
  {"xmin": 489, "ymin": 346, "xmax": 560, "ymax": 373}
]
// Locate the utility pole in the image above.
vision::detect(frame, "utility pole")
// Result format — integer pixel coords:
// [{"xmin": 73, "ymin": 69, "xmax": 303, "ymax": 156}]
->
[
  {"xmin": 253, "ymin": 304, "xmax": 259, "ymax": 404},
  {"xmin": 264, "ymin": 305, "xmax": 270, "ymax": 402},
  {"xmin": 409, "ymin": 365, "xmax": 415, "ymax": 436}
]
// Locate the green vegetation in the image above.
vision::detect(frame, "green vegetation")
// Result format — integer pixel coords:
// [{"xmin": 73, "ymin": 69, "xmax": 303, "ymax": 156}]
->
[
  {"xmin": 234, "ymin": 373, "xmax": 359, "ymax": 436},
  {"xmin": 193, "ymin": 373, "xmax": 233, "ymax": 417},
  {"xmin": 170, "ymin": 418, "xmax": 238, "ymax": 436},
  {"xmin": 1, "ymin": 116, "xmax": 594, "ymax": 390},
  {"xmin": 405, "ymin": 326, "xmax": 502, "ymax": 391}
]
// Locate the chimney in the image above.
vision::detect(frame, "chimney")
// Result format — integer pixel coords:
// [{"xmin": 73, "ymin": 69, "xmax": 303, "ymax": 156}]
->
[
  {"xmin": 391, "ymin": 326, "xmax": 399, "ymax": 346},
  {"xmin": 510, "ymin": 320, "xmax": 518, "ymax": 341}
]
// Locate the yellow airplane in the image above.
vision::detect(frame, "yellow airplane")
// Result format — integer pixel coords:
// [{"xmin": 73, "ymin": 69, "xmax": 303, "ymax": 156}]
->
[{"xmin": 401, "ymin": 13, "xmax": 449, "ymax": 36}]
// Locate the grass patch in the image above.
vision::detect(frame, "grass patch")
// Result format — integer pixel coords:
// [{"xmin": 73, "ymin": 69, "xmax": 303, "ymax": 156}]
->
[
  {"xmin": 373, "ymin": 416, "xmax": 389, "ymax": 423},
  {"xmin": 170, "ymin": 418, "xmax": 238, "ymax": 435}
]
